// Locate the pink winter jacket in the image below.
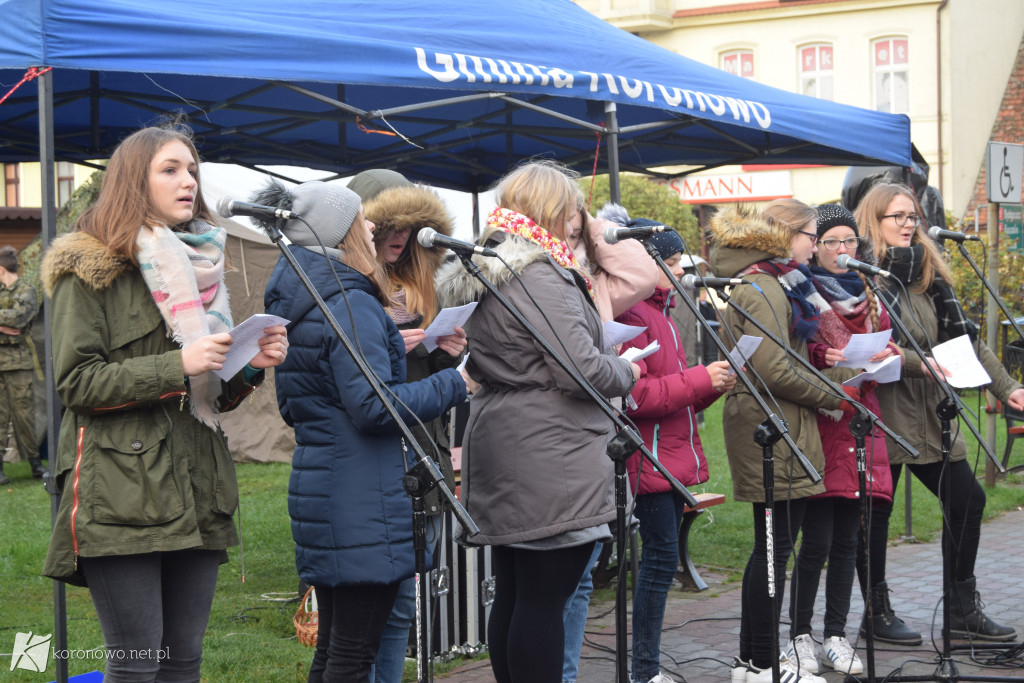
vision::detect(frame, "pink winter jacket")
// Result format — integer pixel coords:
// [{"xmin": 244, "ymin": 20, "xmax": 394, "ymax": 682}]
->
[{"xmin": 617, "ymin": 287, "xmax": 723, "ymax": 495}]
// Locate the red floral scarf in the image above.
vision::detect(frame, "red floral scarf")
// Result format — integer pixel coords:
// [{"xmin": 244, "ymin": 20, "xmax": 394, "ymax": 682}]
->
[{"xmin": 486, "ymin": 207, "xmax": 595, "ymax": 301}]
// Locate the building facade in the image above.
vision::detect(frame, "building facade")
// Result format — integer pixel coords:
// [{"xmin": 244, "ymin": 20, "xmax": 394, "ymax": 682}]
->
[{"xmin": 576, "ymin": 0, "xmax": 1024, "ymax": 221}]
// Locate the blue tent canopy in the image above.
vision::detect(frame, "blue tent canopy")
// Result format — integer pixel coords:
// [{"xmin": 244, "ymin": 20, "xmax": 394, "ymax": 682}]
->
[{"xmin": 0, "ymin": 0, "xmax": 912, "ymax": 191}]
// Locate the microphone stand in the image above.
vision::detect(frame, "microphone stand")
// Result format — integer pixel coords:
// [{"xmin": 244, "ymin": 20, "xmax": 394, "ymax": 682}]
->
[
  {"xmin": 263, "ymin": 222, "xmax": 478, "ymax": 683},
  {"xmin": 943, "ymin": 240, "xmax": 1024, "ymax": 344},
  {"xmin": 709, "ymin": 280, "xmax": 920, "ymax": 683},
  {"xmin": 864, "ymin": 277, "xmax": 1019, "ymax": 683},
  {"xmin": 453, "ymin": 251, "xmax": 697, "ymax": 683},
  {"xmin": 650, "ymin": 251, "xmax": 823, "ymax": 683}
]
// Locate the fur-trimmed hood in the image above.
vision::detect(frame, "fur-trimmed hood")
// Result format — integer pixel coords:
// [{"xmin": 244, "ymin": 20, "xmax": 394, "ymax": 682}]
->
[
  {"xmin": 365, "ymin": 184, "xmax": 454, "ymax": 278},
  {"xmin": 41, "ymin": 231, "xmax": 134, "ymax": 297},
  {"xmin": 709, "ymin": 204, "xmax": 792, "ymax": 278},
  {"xmin": 435, "ymin": 229, "xmax": 561, "ymax": 308}
]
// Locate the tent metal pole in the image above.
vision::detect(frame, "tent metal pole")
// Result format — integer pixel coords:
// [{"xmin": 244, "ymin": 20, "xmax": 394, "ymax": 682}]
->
[
  {"xmin": 605, "ymin": 102, "xmax": 620, "ymax": 204},
  {"xmin": 39, "ymin": 66, "xmax": 69, "ymax": 683}
]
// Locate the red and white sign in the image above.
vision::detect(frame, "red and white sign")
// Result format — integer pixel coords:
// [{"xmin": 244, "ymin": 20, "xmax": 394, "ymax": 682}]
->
[{"xmin": 660, "ymin": 170, "xmax": 793, "ymax": 204}]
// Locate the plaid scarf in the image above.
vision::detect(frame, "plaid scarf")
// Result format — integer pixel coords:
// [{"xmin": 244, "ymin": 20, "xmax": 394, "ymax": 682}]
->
[
  {"xmin": 881, "ymin": 244, "xmax": 977, "ymax": 344},
  {"xmin": 486, "ymin": 207, "xmax": 595, "ymax": 301},
  {"xmin": 808, "ymin": 265, "xmax": 872, "ymax": 350},
  {"xmin": 740, "ymin": 258, "xmax": 821, "ymax": 340},
  {"xmin": 137, "ymin": 220, "xmax": 232, "ymax": 428}
]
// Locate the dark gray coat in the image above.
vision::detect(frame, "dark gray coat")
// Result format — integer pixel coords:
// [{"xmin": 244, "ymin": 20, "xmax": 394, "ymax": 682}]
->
[{"xmin": 436, "ymin": 231, "xmax": 635, "ymax": 546}]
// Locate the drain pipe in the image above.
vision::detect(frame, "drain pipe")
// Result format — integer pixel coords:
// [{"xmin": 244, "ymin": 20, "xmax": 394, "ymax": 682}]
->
[{"xmin": 936, "ymin": 0, "xmax": 948, "ymax": 195}]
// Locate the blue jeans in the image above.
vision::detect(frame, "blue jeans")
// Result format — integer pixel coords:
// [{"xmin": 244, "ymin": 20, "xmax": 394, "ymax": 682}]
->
[
  {"xmin": 561, "ymin": 541, "xmax": 604, "ymax": 682},
  {"xmin": 372, "ymin": 514, "xmax": 442, "ymax": 683},
  {"xmin": 632, "ymin": 492, "xmax": 686, "ymax": 682}
]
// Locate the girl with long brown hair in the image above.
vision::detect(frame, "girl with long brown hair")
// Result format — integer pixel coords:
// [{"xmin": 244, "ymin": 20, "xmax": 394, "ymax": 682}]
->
[
  {"xmin": 42, "ymin": 123, "xmax": 288, "ymax": 682},
  {"xmin": 854, "ymin": 182, "xmax": 1023, "ymax": 643}
]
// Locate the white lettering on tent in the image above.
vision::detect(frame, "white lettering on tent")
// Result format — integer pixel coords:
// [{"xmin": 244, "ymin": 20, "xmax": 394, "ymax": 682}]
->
[
  {"xmin": 413, "ymin": 48, "xmax": 773, "ymax": 129},
  {"xmin": 656, "ymin": 85, "xmax": 683, "ymax": 107},
  {"xmin": 497, "ymin": 60, "xmax": 522, "ymax": 85},
  {"xmin": 549, "ymin": 69, "xmax": 573, "ymax": 89},
  {"xmin": 414, "ymin": 47, "xmax": 459, "ymax": 83},
  {"xmin": 510, "ymin": 62, "xmax": 533, "ymax": 85}
]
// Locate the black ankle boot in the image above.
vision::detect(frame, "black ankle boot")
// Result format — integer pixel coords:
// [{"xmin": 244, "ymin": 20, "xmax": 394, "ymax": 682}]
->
[
  {"xmin": 949, "ymin": 576, "xmax": 1017, "ymax": 641},
  {"xmin": 29, "ymin": 457, "xmax": 46, "ymax": 479},
  {"xmin": 860, "ymin": 580, "xmax": 923, "ymax": 645}
]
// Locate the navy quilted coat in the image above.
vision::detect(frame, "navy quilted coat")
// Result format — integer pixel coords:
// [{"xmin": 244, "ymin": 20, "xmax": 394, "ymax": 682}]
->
[{"xmin": 265, "ymin": 246, "xmax": 466, "ymax": 587}]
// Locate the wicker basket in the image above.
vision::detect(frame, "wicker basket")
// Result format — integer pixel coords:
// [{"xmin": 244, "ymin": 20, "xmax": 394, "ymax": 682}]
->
[{"xmin": 293, "ymin": 586, "xmax": 318, "ymax": 647}]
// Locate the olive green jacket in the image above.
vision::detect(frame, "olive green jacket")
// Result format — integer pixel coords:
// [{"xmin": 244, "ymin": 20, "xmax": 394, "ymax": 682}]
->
[
  {"xmin": 0, "ymin": 276, "xmax": 38, "ymax": 371},
  {"xmin": 41, "ymin": 232, "xmax": 261, "ymax": 586},
  {"xmin": 709, "ymin": 206, "xmax": 855, "ymax": 503},
  {"xmin": 880, "ymin": 285, "xmax": 1022, "ymax": 465}
]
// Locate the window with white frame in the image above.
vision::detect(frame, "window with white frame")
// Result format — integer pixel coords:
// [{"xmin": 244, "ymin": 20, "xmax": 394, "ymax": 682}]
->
[
  {"xmin": 57, "ymin": 161, "xmax": 75, "ymax": 207},
  {"xmin": 872, "ymin": 37, "xmax": 909, "ymax": 113},
  {"xmin": 721, "ymin": 50, "xmax": 754, "ymax": 79},
  {"xmin": 799, "ymin": 43, "xmax": 834, "ymax": 100}
]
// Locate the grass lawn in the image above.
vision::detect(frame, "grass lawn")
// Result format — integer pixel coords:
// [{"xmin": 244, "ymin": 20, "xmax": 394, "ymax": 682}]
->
[{"xmin": 1, "ymin": 392, "xmax": 1022, "ymax": 681}]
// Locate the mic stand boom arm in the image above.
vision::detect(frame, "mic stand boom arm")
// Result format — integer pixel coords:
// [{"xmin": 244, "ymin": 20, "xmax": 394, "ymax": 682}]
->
[
  {"xmin": 950, "ymin": 241, "xmax": 1024, "ymax": 343},
  {"xmin": 866, "ymin": 278, "xmax": 1003, "ymax": 473},
  {"xmin": 647, "ymin": 248, "xmax": 825, "ymax": 481},
  {"xmin": 713, "ymin": 286, "xmax": 919, "ymax": 461},
  {"xmin": 455, "ymin": 252, "xmax": 696, "ymax": 683},
  {"xmin": 262, "ymin": 221, "xmax": 480, "ymax": 536}
]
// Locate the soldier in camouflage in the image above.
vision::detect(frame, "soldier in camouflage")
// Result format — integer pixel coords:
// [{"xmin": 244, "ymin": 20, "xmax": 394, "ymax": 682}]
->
[{"xmin": 0, "ymin": 245, "xmax": 40, "ymax": 484}]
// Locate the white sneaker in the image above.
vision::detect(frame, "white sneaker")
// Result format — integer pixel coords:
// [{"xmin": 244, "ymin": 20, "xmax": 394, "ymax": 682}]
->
[
  {"xmin": 822, "ymin": 635, "xmax": 864, "ymax": 675},
  {"xmin": 785, "ymin": 634, "xmax": 820, "ymax": 674},
  {"xmin": 646, "ymin": 674, "xmax": 677, "ymax": 683},
  {"xmin": 731, "ymin": 657, "xmax": 749, "ymax": 683},
  {"xmin": 745, "ymin": 656, "xmax": 826, "ymax": 683}
]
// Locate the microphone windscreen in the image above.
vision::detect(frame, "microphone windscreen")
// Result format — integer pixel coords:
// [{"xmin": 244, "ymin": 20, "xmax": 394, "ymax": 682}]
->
[
  {"xmin": 417, "ymin": 228, "xmax": 437, "ymax": 248},
  {"xmin": 603, "ymin": 225, "xmax": 621, "ymax": 244},
  {"xmin": 836, "ymin": 254, "xmax": 852, "ymax": 269},
  {"xmin": 216, "ymin": 197, "xmax": 234, "ymax": 218}
]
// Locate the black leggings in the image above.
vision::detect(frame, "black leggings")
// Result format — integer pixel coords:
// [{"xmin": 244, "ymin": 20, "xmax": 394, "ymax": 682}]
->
[
  {"xmin": 858, "ymin": 459, "xmax": 986, "ymax": 593},
  {"xmin": 488, "ymin": 542, "xmax": 596, "ymax": 683},
  {"xmin": 740, "ymin": 499, "xmax": 807, "ymax": 669},
  {"xmin": 308, "ymin": 581, "xmax": 401, "ymax": 683}
]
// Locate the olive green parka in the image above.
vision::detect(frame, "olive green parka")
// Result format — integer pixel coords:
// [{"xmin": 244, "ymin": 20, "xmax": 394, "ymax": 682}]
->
[{"xmin": 41, "ymin": 231, "xmax": 260, "ymax": 586}]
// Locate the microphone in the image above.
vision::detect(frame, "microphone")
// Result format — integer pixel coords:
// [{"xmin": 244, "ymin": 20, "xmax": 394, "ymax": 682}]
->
[
  {"xmin": 603, "ymin": 224, "xmax": 669, "ymax": 244},
  {"xmin": 417, "ymin": 228, "xmax": 497, "ymax": 257},
  {"xmin": 928, "ymin": 226, "xmax": 981, "ymax": 243},
  {"xmin": 836, "ymin": 254, "xmax": 892, "ymax": 279},
  {"xmin": 217, "ymin": 196, "xmax": 299, "ymax": 220},
  {"xmin": 680, "ymin": 274, "xmax": 749, "ymax": 289}
]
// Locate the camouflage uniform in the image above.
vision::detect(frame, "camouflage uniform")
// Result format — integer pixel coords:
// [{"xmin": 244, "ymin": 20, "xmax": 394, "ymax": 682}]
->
[{"xmin": 0, "ymin": 277, "xmax": 39, "ymax": 473}]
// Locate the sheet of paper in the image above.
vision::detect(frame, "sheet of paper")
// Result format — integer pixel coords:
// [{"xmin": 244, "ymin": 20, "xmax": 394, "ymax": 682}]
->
[
  {"xmin": 215, "ymin": 313, "xmax": 290, "ymax": 380},
  {"xmin": 835, "ymin": 330, "xmax": 892, "ymax": 368},
  {"xmin": 842, "ymin": 354, "xmax": 902, "ymax": 389},
  {"xmin": 726, "ymin": 335, "xmax": 762, "ymax": 375},
  {"xmin": 422, "ymin": 302, "xmax": 478, "ymax": 352},
  {"xmin": 620, "ymin": 340, "xmax": 659, "ymax": 363},
  {"xmin": 604, "ymin": 321, "xmax": 645, "ymax": 350},
  {"xmin": 931, "ymin": 334, "xmax": 992, "ymax": 389}
]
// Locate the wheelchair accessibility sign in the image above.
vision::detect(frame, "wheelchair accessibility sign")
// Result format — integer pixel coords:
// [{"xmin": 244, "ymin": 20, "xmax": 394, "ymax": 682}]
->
[{"xmin": 987, "ymin": 141, "xmax": 1022, "ymax": 204}]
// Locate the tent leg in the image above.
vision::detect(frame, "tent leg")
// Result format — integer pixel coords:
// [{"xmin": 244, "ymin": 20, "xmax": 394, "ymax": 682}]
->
[
  {"xmin": 605, "ymin": 101, "xmax": 620, "ymax": 204},
  {"xmin": 39, "ymin": 67, "xmax": 69, "ymax": 683}
]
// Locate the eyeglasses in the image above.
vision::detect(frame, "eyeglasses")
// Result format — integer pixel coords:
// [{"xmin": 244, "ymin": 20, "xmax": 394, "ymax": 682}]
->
[
  {"xmin": 819, "ymin": 237, "xmax": 861, "ymax": 251},
  {"xmin": 797, "ymin": 230, "xmax": 819, "ymax": 245},
  {"xmin": 881, "ymin": 212, "xmax": 921, "ymax": 227}
]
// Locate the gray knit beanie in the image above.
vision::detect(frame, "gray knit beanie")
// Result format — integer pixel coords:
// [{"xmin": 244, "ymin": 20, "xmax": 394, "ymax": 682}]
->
[
  {"xmin": 283, "ymin": 181, "xmax": 362, "ymax": 248},
  {"xmin": 347, "ymin": 169, "xmax": 412, "ymax": 203}
]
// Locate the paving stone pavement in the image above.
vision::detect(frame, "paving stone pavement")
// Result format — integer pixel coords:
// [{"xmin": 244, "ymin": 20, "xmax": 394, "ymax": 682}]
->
[{"xmin": 436, "ymin": 508, "xmax": 1024, "ymax": 682}]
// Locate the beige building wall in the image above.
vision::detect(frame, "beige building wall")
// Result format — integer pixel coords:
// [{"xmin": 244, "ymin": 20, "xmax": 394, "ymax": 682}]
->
[
  {"xmin": 576, "ymin": 0, "xmax": 1024, "ymax": 215},
  {"xmin": 8, "ymin": 162, "xmax": 97, "ymax": 208}
]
